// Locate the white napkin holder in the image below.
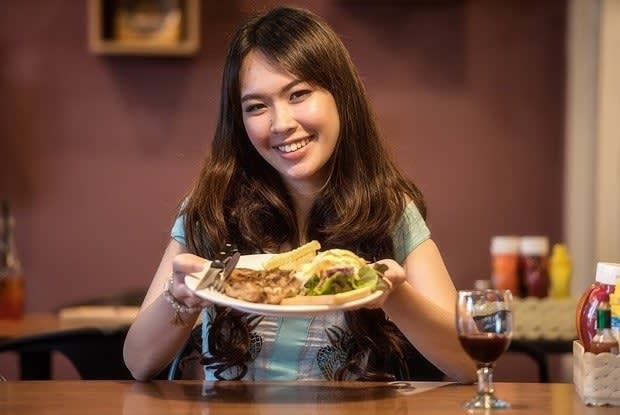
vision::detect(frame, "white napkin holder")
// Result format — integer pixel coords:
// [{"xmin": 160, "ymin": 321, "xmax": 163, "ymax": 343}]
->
[{"xmin": 573, "ymin": 340, "xmax": 620, "ymax": 406}]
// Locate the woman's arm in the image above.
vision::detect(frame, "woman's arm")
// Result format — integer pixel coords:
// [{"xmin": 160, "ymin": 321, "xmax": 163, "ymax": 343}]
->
[
  {"xmin": 123, "ymin": 239, "xmax": 209, "ymax": 381},
  {"xmin": 381, "ymin": 239, "xmax": 477, "ymax": 383}
]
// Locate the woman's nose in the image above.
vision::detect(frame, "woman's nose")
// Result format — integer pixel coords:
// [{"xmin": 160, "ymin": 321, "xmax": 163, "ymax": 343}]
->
[{"xmin": 270, "ymin": 104, "xmax": 296, "ymax": 134}]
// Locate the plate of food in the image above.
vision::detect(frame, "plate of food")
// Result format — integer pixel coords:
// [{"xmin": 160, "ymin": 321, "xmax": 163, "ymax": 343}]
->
[{"xmin": 185, "ymin": 241, "xmax": 386, "ymax": 317}]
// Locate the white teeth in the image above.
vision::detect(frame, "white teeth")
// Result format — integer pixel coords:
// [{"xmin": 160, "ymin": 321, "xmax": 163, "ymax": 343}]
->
[{"xmin": 277, "ymin": 138, "xmax": 310, "ymax": 153}]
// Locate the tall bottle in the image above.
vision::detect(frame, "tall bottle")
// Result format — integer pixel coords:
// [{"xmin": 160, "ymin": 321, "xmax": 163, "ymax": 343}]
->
[
  {"xmin": 0, "ymin": 200, "xmax": 25, "ymax": 319},
  {"xmin": 519, "ymin": 236, "xmax": 549, "ymax": 298},
  {"xmin": 589, "ymin": 293, "xmax": 619, "ymax": 355},
  {"xmin": 576, "ymin": 262, "xmax": 620, "ymax": 352},
  {"xmin": 490, "ymin": 236, "xmax": 521, "ymax": 296},
  {"xmin": 548, "ymin": 243, "xmax": 572, "ymax": 298},
  {"xmin": 610, "ymin": 278, "xmax": 620, "ymax": 344}
]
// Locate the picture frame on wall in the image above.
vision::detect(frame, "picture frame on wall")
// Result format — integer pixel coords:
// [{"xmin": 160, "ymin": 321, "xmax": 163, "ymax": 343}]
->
[{"xmin": 88, "ymin": 0, "xmax": 200, "ymax": 56}]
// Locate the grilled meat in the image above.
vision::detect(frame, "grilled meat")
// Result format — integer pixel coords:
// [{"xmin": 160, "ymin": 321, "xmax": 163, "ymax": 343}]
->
[{"xmin": 224, "ymin": 268, "xmax": 302, "ymax": 304}]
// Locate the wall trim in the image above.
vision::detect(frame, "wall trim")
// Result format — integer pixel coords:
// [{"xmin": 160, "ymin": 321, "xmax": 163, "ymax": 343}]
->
[{"xmin": 566, "ymin": 0, "xmax": 620, "ymax": 294}]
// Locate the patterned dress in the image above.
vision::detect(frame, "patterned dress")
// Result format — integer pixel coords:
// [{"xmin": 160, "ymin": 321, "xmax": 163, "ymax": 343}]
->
[{"xmin": 171, "ymin": 202, "xmax": 430, "ymax": 380}]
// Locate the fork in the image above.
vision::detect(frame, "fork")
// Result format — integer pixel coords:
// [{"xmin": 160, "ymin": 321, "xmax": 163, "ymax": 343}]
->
[{"xmin": 196, "ymin": 245, "xmax": 240, "ymax": 292}]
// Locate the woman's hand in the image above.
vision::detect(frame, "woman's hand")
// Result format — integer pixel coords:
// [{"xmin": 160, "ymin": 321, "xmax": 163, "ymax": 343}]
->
[
  {"xmin": 364, "ymin": 259, "xmax": 407, "ymax": 309},
  {"xmin": 169, "ymin": 253, "xmax": 214, "ymax": 309}
]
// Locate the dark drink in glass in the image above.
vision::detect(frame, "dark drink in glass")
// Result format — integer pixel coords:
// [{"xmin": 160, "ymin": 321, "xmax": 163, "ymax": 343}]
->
[
  {"xmin": 456, "ymin": 289, "xmax": 513, "ymax": 410},
  {"xmin": 458, "ymin": 333, "xmax": 511, "ymax": 364}
]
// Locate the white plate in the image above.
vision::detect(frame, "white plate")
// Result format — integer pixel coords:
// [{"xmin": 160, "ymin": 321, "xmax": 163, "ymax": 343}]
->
[{"xmin": 185, "ymin": 254, "xmax": 383, "ymax": 317}]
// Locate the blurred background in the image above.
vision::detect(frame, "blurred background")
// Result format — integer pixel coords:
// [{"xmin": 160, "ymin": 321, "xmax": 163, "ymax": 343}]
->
[{"xmin": 1, "ymin": 0, "xmax": 618, "ymax": 380}]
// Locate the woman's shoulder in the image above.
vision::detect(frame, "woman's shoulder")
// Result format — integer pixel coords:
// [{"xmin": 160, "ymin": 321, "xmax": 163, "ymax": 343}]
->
[{"xmin": 392, "ymin": 199, "xmax": 430, "ymax": 264}]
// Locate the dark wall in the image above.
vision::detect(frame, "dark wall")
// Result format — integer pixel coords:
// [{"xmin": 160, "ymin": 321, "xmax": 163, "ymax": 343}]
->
[{"xmin": 0, "ymin": 0, "xmax": 565, "ymax": 312}]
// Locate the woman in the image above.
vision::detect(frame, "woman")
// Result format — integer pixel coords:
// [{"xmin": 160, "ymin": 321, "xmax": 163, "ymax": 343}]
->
[{"xmin": 123, "ymin": 5, "xmax": 475, "ymax": 382}]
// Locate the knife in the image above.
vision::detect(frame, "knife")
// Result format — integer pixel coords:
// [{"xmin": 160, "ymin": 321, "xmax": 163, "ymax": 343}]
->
[
  {"xmin": 194, "ymin": 250, "xmax": 240, "ymax": 291},
  {"xmin": 217, "ymin": 251, "xmax": 241, "ymax": 290}
]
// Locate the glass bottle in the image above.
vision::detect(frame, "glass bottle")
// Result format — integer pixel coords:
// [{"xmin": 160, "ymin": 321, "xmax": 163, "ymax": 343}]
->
[
  {"xmin": 610, "ymin": 277, "xmax": 620, "ymax": 344},
  {"xmin": 576, "ymin": 262, "xmax": 620, "ymax": 351},
  {"xmin": 0, "ymin": 200, "xmax": 25, "ymax": 319},
  {"xmin": 519, "ymin": 236, "xmax": 549, "ymax": 298},
  {"xmin": 589, "ymin": 293, "xmax": 619, "ymax": 355},
  {"xmin": 490, "ymin": 236, "xmax": 521, "ymax": 296}
]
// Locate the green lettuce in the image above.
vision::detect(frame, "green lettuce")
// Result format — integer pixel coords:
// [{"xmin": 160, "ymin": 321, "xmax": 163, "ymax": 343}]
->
[{"xmin": 303, "ymin": 263, "xmax": 388, "ymax": 296}]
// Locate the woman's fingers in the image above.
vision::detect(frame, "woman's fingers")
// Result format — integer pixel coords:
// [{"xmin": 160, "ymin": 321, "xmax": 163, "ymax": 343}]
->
[
  {"xmin": 361, "ymin": 259, "xmax": 406, "ymax": 309},
  {"xmin": 172, "ymin": 253, "xmax": 210, "ymax": 275},
  {"xmin": 375, "ymin": 259, "xmax": 406, "ymax": 288},
  {"xmin": 170, "ymin": 253, "xmax": 213, "ymax": 307}
]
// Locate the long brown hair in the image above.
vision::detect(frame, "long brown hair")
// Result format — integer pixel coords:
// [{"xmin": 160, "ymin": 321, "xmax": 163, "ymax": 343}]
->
[{"xmin": 182, "ymin": 6, "xmax": 426, "ymax": 380}]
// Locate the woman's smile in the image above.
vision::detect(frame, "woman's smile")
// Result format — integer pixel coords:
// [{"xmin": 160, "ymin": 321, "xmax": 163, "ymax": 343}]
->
[{"xmin": 275, "ymin": 136, "xmax": 314, "ymax": 154}]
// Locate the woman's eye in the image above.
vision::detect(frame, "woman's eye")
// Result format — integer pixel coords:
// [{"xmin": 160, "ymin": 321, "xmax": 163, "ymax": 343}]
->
[
  {"xmin": 290, "ymin": 90, "xmax": 311, "ymax": 102},
  {"xmin": 245, "ymin": 103, "xmax": 265, "ymax": 113}
]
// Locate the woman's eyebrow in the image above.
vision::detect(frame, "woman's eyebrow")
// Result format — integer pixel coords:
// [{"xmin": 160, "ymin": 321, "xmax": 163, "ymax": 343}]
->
[{"xmin": 241, "ymin": 79, "xmax": 304, "ymax": 103}]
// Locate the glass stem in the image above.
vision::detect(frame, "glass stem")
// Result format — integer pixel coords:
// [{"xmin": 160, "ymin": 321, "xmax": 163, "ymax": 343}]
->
[{"xmin": 476, "ymin": 363, "xmax": 495, "ymax": 396}]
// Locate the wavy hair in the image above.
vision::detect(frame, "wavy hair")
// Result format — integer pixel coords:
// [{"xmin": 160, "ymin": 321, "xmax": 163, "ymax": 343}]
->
[{"xmin": 182, "ymin": 6, "xmax": 426, "ymax": 380}]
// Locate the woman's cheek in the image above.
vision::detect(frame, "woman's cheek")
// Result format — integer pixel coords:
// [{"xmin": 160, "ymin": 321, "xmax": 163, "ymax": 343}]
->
[{"xmin": 243, "ymin": 118, "xmax": 270, "ymax": 146}]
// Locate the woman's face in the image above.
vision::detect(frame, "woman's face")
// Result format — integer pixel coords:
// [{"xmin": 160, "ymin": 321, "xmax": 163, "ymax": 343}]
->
[{"xmin": 239, "ymin": 50, "xmax": 340, "ymax": 191}]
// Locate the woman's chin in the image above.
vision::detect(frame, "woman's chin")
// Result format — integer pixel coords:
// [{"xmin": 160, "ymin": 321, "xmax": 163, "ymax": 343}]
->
[{"xmin": 280, "ymin": 167, "xmax": 327, "ymax": 188}]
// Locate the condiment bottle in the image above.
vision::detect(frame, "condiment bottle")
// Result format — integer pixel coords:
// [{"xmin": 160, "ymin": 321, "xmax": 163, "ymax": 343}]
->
[
  {"xmin": 474, "ymin": 279, "xmax": 492, "ymax": 290},
  {"xmin": 0, "ymin": 200, "xmax": 25, "ymax": 319},
  {"xmin": 519, "ymin": 236, "xmax": 549, "ymax": 298},
  {"xmin": 589, "ymin": 293, "xmax": 619, "ymax": 355},
  {"xmin": 610, "ymin": 278, "xmax": 620, "ymax": 344},
  {"xmin": 548, "ymin": 243, "xmax": 572, "ymax": 298},
  {"xmin": 576, "ymin": 262, "xmax": 620, "ymax": 352},
  {"xmin": 490, "ymin": 236, "xmax": 521, "ymax": 296}
]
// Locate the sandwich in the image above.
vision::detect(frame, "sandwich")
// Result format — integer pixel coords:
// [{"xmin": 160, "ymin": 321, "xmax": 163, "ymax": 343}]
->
[{"xmin": 280, "ymin": 247, "xmax": 388, "ymax": 305}]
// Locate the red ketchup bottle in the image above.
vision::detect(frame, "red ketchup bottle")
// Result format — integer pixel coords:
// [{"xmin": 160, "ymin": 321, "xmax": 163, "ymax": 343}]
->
[
  {"xmin": 576, "ymin": 262, "xmax": 620, "ymax": 352},
  {"xmin": 519, "ymin": 236, "xmax": 549, "ymax": 298}
]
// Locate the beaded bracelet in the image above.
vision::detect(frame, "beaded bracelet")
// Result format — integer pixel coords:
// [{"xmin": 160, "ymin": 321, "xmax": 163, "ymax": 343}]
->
[{"xmin": 163, "ymin": 276, "xmax": 200, "ymax": 326}]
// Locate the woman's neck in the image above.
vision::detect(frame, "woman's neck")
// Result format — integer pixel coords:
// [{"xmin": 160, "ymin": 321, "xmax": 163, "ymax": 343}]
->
[{"xmin": 284, "ymin": 180, "xmax": 322, "ymax": 244}]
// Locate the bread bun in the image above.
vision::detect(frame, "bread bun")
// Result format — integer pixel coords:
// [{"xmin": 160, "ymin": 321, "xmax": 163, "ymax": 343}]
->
[{"xmin": 280, "ymin": 286, "xmax": 372, "ymax": 305}]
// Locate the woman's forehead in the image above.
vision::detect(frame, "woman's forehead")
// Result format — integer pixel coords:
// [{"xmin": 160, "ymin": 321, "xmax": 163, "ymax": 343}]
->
[
  {"xmin": 240, "ymin": 51, "xmax": 298, "ymax": 93},
  {"xmin": 242, "ymin": 50, "xmax": 286, "ymax": 74}
]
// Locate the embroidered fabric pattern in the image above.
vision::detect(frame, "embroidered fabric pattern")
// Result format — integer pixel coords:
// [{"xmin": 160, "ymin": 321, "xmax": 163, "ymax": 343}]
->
[
  {"xmin": 203, "ymin": 309, "xmax": 264, "ymax": 379},
  {"xmin": 248, "ymin": 331, "xmax": 263, "ymax": 360},
  {"xmin": 317, "ymin": 326, "xmax": 355, "ymax": 380}
]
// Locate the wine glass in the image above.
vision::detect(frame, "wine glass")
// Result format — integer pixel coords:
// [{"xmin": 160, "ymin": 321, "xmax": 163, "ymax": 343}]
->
[{"xmin": 456, "ymin": 289, "xmax": 513, "ymax": 410}]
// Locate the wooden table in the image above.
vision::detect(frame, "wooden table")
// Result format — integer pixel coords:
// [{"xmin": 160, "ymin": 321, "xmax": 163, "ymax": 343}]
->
[
  {"xmin": 0, "ymin": 380, "xmax": 615, "ymax": 415},
  {"xmin": 0, "ymin": 309, "xmax": 139, "ymax": 338},
  {"xmin": 0, "ymin": 313, "xmax": 68, "ymax": 338},
  {"xmin": 0, "ymin": 309, "xmax": 137, "ymax": 380},
  {"xmin": 0, "ymin": 313, "xmax": 69, "ymax": 379}
]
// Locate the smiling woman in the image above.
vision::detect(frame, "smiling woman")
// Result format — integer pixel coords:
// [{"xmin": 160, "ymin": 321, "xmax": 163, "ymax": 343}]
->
[{"xmin": 123, "ymin": 5, "xmax": 475, "ymax": 383}]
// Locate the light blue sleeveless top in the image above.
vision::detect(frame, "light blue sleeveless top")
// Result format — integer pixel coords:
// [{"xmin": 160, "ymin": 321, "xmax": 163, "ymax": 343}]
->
[{"xmin": 170, "ymin": 201, "xmax": 430, "ymax": 380}]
